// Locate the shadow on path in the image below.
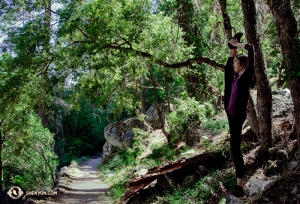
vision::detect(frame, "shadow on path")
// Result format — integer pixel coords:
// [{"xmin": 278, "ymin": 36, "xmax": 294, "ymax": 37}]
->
[{"xmin": 34, "ymin": 157, "xmax": 112, "ymax": 204}]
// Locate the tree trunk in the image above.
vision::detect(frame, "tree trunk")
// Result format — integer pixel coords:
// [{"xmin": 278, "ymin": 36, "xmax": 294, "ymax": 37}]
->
[
  {"xmin": 247, "ymin": 94, "xmax": 260, "ymax": 139},
  {"xmin": 177, "ymin": 0, "xmax": 191, "ymax": 44},
  {"xmin": 266, "ymin": 0, "xmax": 300, "ymax": 147},
  {"xmin": 218, "ymin": 0, "xmax": 233, "ymax": 40},
  {"xmin": 242, "ymin": 0, "xmax": 273, "ymax": 150},
  {"xmin": 37, "ymin": 0, "xmax": 52, "ymax": 128},
  {"xmin": 163, "ymin": 69, "xmax": 171, "ymax": 112},
  {"xmin": 148, "ymin": 68, "xmax": 172, "ymax": 145}
]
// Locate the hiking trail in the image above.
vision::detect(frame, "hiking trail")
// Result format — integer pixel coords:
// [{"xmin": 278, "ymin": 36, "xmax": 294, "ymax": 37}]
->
[{"xmin": 34, "ymin": 157, "xmax": 112, "ymax": 204}]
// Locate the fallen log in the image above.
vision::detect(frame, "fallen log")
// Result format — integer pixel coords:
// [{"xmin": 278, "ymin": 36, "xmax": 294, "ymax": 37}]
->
[{"xmin": 122, "ymin": 151, "xmax": 228, "ymax": 204}]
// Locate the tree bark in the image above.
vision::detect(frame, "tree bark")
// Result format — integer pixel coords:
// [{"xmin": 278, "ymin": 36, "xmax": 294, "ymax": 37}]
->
[
  {"xmin": 177, "ymin": 0, "xmax": 191, "ymax": 44},
  {"xmin": 163, "ymin": 69, "xmax": 171, "ymax": 112},
  {"xmin": 242, "ymin": 0, "xmax": 273, "ymax": 150},
  {"xmin": 218, "ymin": 0, "xmax": 233, "ymax": 40},
  {"xmin": 37, "ymin": 0, "xmax": 52, "ymax": 128},
  {"xmin": 247, "ymin": 94, "xmax": 260, "ymax": 139},
  {"xmin": 148, "ymin": 67, "xmax": 172, "ymax": 145},
  {"xmin": 266, "ymin": 0, "xmax": 300, "ymax": 147}
]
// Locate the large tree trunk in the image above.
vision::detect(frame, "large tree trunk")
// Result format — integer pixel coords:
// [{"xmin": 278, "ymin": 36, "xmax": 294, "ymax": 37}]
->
[
  {"xmin": 242, "ymin": 0, "xmax": 273, "ymax": 150},
  {"xmin": 37, "ymin": 0, "xmax": 52, "ymax": 128},
  {"xmin": 266, "ymin": 0, "xmax": 300, "ymax": 147},
  {"xmin": 177, "ymin": 0, "xmax": 191, "ymax": 44},
  {"xmin": 218, "ymin": 0, "xmax": 232, "ymax": 40}
]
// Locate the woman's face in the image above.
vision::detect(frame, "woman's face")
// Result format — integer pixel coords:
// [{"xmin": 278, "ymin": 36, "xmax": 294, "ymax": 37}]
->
[{"xmin": 233, "ymin": 57, "xmax": 245, "ymax": 74}]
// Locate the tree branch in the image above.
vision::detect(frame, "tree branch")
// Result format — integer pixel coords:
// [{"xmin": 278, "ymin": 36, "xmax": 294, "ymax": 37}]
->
[
  {"xmin": 47, "ymin": 8, "xmax": 90, "ymax": 38},
  {"xmin": 103, "ymin": 45, "xmax": 225, "ymax": 71},
  {"xmin": 140, "ymin": 86, "xmax": 165, "ymax": 91}
]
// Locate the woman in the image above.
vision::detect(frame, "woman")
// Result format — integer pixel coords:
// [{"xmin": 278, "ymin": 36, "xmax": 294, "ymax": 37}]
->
[{"xmin": 224, "ymin": 37, "xmax": 255, "ymax": 197}]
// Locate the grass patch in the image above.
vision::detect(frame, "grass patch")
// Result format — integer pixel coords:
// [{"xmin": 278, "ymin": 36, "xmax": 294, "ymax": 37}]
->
[
  {"xmin": 202, "ymin": 117, "xmax": 229, "ymax": 135},
  {"xmin": 203, "ymin": 140, "xmax": 231, "ymax": 158},
  {"xmin": 161, "ymin": 169, "xmax": 236, "ymax": 204},
  {"xmin": 148, "ymin": 144, "xmax": 177, "ymax": 161}
]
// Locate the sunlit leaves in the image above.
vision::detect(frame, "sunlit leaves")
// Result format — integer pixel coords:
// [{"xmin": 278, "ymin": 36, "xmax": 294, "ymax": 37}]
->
[{"xmin": 135, "ymin": 14, "xmax": 193, "ymax": 63}]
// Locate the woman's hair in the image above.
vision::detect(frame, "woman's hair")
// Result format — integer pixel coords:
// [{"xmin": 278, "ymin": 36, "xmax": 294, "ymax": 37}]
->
[
  {"xmin": 234, "ymin": 54, "xmax": 256, "ymax": 89},
  {"xmin": 235, "ymin": 54, "xmax": 248, "ymax": 67}
]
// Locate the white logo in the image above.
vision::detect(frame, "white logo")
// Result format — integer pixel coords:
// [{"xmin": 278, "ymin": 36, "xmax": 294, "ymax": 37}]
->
[{"xmin": 7, "ymin": 186, "xmax": 24, "ymax": 199}]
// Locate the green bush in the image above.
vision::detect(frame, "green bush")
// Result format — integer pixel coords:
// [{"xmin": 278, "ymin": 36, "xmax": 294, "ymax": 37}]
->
[
  {"xmin": 202, "ymin": 117, "xmax": 229, "ymax": 135},
  {"xmin": 149, "ymin": 144, "xmax": 176, "ymax": 161},
  {"xmin": 3, "ymin": 113, "xmax": 58, "ymax": 190},
  {"xmin": 167, "ymin": 96, "xmax": 215, "ymax": 142}
]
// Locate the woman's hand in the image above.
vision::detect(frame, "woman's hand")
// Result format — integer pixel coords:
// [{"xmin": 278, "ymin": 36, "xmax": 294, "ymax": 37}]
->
[{"xmin": 228, "ymin": 38, "xmax": 238, "ymax": 47}]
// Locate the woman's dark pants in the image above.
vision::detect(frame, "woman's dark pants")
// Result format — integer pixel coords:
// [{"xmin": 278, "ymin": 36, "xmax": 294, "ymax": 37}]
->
[{"xmin": 227, "ymin": 112, "xmax": 246, "ymax": 179}]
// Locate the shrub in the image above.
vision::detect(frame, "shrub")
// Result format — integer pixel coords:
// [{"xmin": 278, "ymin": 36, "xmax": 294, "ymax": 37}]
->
[
  {"xmin": 167, "ymin": 96, "xmax": 214, "ymax": 142},
  {"xmin": 202, "ymin": 117, "xmax": 229, "ymax": 135}
]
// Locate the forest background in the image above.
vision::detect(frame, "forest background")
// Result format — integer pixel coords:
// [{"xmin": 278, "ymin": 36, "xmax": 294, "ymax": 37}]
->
[{"xmin": 0, "ymin": 0, "xmax": 300, "ymax": 199}]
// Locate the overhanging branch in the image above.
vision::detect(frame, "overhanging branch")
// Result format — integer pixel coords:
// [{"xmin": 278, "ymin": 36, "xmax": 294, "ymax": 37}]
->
[{"xmin": 103, "ymin": 45, "xmax": 225, "ymax": 71}]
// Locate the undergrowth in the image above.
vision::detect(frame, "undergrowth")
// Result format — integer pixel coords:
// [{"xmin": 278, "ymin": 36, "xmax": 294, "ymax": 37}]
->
[
  {"xmin": 160, "ymin": 169, "xmax": 236, "ymax": 204},
  {"xmin": 99, "ymin": 128, "xmax": 191, "ymax": 202},
  {"xmin": 202, "ymin": 117, "xmax": 229, "ymax": 135},
  {"xmin": 100, "ymin": 116, "xmax": 235, "ymax": 203}
]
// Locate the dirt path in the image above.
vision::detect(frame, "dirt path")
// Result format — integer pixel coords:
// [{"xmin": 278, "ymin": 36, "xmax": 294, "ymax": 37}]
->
[{"xmin": 34, "ymin": 157, "xmax": 112, "ymax": 204}]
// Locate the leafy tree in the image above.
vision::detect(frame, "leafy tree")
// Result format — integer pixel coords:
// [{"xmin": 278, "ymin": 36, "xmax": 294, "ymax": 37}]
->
[{"xmin": 2, "ymin": 113, "xmax": 58, "ymax": 190}]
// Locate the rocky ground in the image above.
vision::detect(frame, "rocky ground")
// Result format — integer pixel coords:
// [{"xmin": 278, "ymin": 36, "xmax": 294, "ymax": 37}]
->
[
  {"xmin": 117, "ymin": 89, "xmax": 300, "ymax": 203},
  {"xmin": 209, "ymin": 112, "xmax": 300, "ymax": 204}
]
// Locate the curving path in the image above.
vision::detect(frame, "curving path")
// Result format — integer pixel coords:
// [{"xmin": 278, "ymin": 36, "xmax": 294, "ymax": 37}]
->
[{"xmin": 34, "ymin": 157, "xmax": 112, "ymax": 204}]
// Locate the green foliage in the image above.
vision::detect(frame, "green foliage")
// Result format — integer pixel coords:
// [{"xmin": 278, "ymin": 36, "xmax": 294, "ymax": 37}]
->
[
  {"xmin": 3, "ymin": 113, "xmax": 58, "ymax": 190},
  {"xmin": 1, "ymin": 0, "xmax": 297, "ymax": 200},
  {"xmin": 110, "ymin": 182, "xmax": 126, "ymax": 201},
  {"xmin": 149, "ymin": 144, "xmax": 176, "ymax": 161},
  {"xmin": 167, "ymin": 96, "xmax": 215, "ymax": 141},
  {"xmin": 202, "ymin": 117, "xmax": 229, "ymax": 135},
  {"xmin": 203, "ymin": 140, "xmax": 231, "ymax": 158},
  {"xmin": 51, "ymin": 97, "xmax": 108, "ymax": 165},
  {"xmin": 162, "ymin": 169, "xmax": 235, "ymax": 204}
]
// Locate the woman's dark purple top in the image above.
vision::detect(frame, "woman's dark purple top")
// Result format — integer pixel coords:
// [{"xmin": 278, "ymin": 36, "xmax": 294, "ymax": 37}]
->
[{"xmin": 225, "ymin": 44, "xmax": 255, "ymax": 117}]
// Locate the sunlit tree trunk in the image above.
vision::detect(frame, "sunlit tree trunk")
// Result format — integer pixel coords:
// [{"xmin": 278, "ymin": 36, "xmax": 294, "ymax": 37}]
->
[
  {"xmin": 242, "ymin": 0, "xmax": 273, "ymax": 150},
  {"xmin": 267, "ymin": 0, "xmax": 300, "ymax": 147},
  {"xmin": 38, "ymin": 0, "xmax": 52, "ymax": 127}
]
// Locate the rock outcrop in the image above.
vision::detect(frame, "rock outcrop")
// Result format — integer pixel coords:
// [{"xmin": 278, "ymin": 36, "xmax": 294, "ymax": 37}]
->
[
  {"xmin": 144, "ymin": 102, "xmax": 175, "ymax": 129},
  {"xmin": 102, "ymin": 142, "xmax": 114, "ymax": 160},
  {"xmin": 103, "ymin": 102, "xmax": 174, "ymax": 153},
  {"xmin": 271, "ymin": 88, "xmax": 294, "ymax": 117},
  {"xmin": 104, "ymin": 117, "xmax": 146, "ymax": 149}
]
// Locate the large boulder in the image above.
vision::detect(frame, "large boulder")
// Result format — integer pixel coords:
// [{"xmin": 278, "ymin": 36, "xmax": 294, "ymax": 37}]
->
[
  {"xmin": 271, "ymin": 88, "xmax": 294, "ymax": 116},
  {"xmin": 104, "ymin": 117, "xmax": 146, "ymax": 149},
  {"xmin": 251, "ymin": 88, "xmax": 293, "ymax": 117},
  {"xmin": 144, "ymin": 102, "xmax": 175, "ymax": 129}
]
